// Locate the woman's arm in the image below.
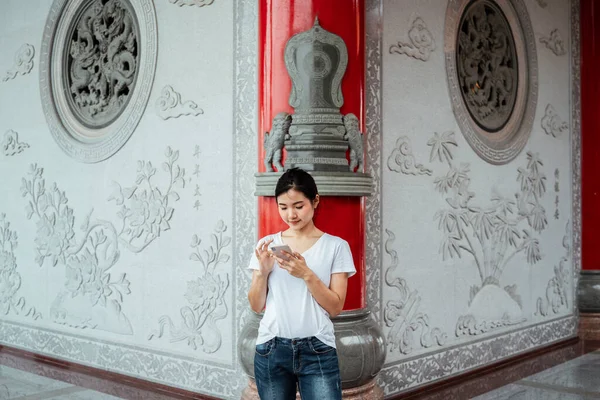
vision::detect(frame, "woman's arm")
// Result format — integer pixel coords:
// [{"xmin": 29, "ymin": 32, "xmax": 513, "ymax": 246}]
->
[
  {"xmin": 275, "ymin": 251, "xmax": 348, "ymax": 317},
  {"xmin": 304, "ymin": 272, "xmax": 348, "ymax": 317},
  {"xmin": 247, "ymin": 239, "xmax": 274, "ymax": 313},
  {"xmin": 248, "ymin": 270, "xmax": 270, "ymax": 313}
]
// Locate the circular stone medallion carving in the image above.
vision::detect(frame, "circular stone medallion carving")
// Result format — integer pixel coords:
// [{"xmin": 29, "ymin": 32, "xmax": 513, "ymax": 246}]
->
[
  {"xmin": 445, "ymin": 0, "xmax": 538, "ymax": 165},
  {"xmin": 41, "ymin": 0, "xmax": 158, "ymax": 163}
]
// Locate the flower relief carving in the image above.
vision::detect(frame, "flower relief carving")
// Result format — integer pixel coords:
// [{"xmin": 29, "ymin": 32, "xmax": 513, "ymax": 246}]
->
[
  {"xmin": 384, "ymin": 229, "xmax": 446, "ymax": 354},
  {"xmin": 541, "ymin": 104, "xmax": 568, "ymax": 138},
  {"xmin": 536, "ymin": 221, "xmax": 570, "ymax": 317},
  {"xmin": 540, "ymin": 29, "xmax": 567, "ymax": 56},
  {"xmin": 0, "ymin": 214, "xmax": 41, "ymax": 320},
  {"xmin": 387, "ymin": 136, "xmax": 432, "ymax": 176},
  {"xmin": 168, "ymin": 0, "xmax": 214, "ymax": 6},
  {"xmin": 2, "ymin": 44, "xmax": 35, "ymax": 82},
  {"xmin": 2, "ymin": 130, "xmax": 30, "ymax": 156},
  {"xmin": 427, "ymin": 132, "xmax": 548, "ymax": 336},
  {"xmin": 389, "ymin": 16, "xmax": 435, "ymax": 61},
  {"xmin": 155, "ymin": 85, "xmax": 204, "ymax": 120},
  {"xmin": 68, "ymin": 0, "xmax": 138, "ymax": 126},
  {"xmin": 148, "ymin": 221, "xmax": 230, "ymax": 353},
  {"xmin": 20, "ymin": 147, "xmax": 185, "ymax": 334}
]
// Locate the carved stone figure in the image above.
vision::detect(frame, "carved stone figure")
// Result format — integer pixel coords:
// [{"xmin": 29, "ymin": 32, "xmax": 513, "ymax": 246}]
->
[
  {"xmin": 263, "ymin": 112, "xmax": 292, "ymax": 172},
  {"xmin": 457, "ymin": 1, "xmax": 518, "ymax": 131},
  {"xmin": 68, "ymin": 0, "xmax": 138, "ymax": 126},
  {"xmin": 343, "ymin": 113, "xmax": 364, "ymax": 172}
]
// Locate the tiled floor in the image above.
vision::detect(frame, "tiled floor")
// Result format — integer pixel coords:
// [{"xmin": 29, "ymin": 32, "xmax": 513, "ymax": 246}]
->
[
  {"xmin": 0, "ymin": 341, "xmax": 599, "ymax": 399},
  {"xmin": 0, "ymin": 366, "xmax": 121, "ymax": 400},
  {"xmin": 473, "ymin": 350, "xmax": 600, "ymax": 399}
]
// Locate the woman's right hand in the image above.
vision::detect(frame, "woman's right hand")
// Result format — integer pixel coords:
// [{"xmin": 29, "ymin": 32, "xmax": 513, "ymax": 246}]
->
[{"xmin": 255, "ymin": 239, "xmax": 275, "ymax": 276}]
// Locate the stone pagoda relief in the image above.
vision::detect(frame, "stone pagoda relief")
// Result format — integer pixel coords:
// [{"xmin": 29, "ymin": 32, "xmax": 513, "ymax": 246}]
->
[
  {"xmin": 255, "ymin": 18, "xmax": 373, "ymax": 196},
  {"xmin": 40, "ymin": 0, "xmax": 158, "ymax": 163},
  {"xmin": 445, "ymin": 0, "xmax": 538, "ymax": 165}
]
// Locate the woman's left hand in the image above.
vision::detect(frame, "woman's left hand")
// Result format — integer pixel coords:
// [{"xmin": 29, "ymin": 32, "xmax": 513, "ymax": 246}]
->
[{"xmin": 275, "ymin": 251, "xmax": 313, "ymax": 280}]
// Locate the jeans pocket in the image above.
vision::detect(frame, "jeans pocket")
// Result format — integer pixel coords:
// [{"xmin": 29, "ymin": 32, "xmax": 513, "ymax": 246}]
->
[
  {"xmin": 308, "ymin": 337, "xmax": 335, "ymax": 354},
  {"xmin": 255, "ymin": 338, "xmax": 276, "ymax": 357}
]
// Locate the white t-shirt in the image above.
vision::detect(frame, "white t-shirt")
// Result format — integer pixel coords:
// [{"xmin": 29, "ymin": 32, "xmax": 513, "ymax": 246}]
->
[{"xmin": 248, "ymin": 232, "xmax": 356, "ymax": 348}]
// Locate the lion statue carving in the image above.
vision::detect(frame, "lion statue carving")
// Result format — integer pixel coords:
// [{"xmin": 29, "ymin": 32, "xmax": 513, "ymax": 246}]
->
[
  {"xmin": 343, "ymin": 113, "xmax": 364, "ymax": 172},
  {"xmin": 264, "ymin": 112, "xmax": 292, "ymax": 172}
]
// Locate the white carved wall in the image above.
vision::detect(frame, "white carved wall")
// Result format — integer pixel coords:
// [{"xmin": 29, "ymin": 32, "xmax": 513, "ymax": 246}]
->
[
  {"xmin": 0, "ymin": 0, "xmax": 579, "ymax": 398},
  {"xmin": 369, "ymin": 0, "xmax": 579, "ymax": 396},
  {"xmin": 0, "ymin": 0, "xmax": 257, "ymax": 398}
]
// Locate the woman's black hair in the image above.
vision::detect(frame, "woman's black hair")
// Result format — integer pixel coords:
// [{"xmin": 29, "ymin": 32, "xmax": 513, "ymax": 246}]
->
[{"xmin": 275, "ymin": 167, "xmax": 318, "ymax": 201}]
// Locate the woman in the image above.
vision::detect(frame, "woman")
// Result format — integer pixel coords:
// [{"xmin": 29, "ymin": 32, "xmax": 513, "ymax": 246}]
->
[{"xmin": 248, "ymin": 167, "xmax": 356, "ymax": 400}]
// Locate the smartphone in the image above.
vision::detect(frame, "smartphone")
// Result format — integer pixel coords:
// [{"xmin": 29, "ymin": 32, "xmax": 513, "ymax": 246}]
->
[{"xmin": 270, "ymin": 244, "xmax": 293, "ymax": 261}]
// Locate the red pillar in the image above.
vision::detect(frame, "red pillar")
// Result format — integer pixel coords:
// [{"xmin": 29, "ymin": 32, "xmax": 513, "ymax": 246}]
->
[
  {"xmin": 581, "ymin": 0, "xmax": 600, "ymax": 270},
  {"xmin": 257, "ymin": 0, "xmax": 366, "ymax": 309}
]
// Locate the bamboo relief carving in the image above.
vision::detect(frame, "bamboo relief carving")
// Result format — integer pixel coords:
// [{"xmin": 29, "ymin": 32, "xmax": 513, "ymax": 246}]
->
[{"xmin": 427, "ymin": 132, "xmax": 547, "ymax": 335}]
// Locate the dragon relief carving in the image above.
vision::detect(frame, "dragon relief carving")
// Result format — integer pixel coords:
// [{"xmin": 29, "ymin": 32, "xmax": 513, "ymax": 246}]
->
[
  {"xmin": 384, "ymin": 229, "xmax": 446, "ymax": 355},
  {"xmin": 427, "ymin": 132, "xmax": 547, "ymax": 336},
  {"xmin": 155, "ymin": 85, "xmax": 204, "ymax": 120},
  {"xmin": 541, "ymin": 104, "xmax": 569, "ymax": 138},
  {"xmin": 68, "ymin": 0, "xmax": 138, "ymax": 125},
  {"xmin": 2, "ymin": 44, "xmax": 35, "ymax": 82},
  {"xmin": 389, "ymin": 17, "xmax": 435, "ymax": 61},
  {"xmin": 343, "ymin": 113, "xmax": 365, "ymax": 172},
  {"xmin": 387, "ymin": 136, "xmax": 432, "ymax": 176},
  {"xmin": 148, "ymin": 221, "xmax": 230, "ymax": 353},
  {"xmin": 540, "ymin": 29, "xmax": 567, "ymax": 56},
  {"xmin": 263, "ymin": 112, "xmax": 292, "ymax": 172},
  {"xmin": 20, "ymin": 147, "xmax": 185, "ymax": 334},
  {"xmin": 0, "ymin": 214, "xmax": 41, "ymax": 320},
  {"xmin": 456, "ymin": 1, "xmax": 519, "ymax": 132},
  {"xmin": 2, "ymin": 130, "xmax": 29, "ymax": 156},
  {"xmin": 536, "ymin": 221, "xmax": 570, "ymax": 317}
]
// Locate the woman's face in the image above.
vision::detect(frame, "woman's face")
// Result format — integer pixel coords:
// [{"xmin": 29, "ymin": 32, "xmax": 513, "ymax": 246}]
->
[{"xmin": 276, "ymin": 188, "xmax": 318, "ymax": 231}]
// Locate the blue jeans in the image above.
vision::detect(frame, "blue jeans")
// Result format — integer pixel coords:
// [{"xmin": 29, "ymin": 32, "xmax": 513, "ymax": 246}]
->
[{"xmin": 254, "ymin": 337, "xmax": 342, "ymax": 400}]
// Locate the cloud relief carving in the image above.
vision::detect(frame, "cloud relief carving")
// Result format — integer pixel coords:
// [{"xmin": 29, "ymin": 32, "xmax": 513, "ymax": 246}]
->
[
  {"xmin": 2, "ymin": 44, "xmax": 35, "ymax": 82},
  {"xmin": 156, "ymin": 85, "xmax": 204, "ymax": 120}
]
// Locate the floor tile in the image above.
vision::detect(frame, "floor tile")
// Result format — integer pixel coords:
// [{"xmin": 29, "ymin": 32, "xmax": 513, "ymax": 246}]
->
[{"xmin": 473, "ymin": 383, "xmax": 598, "ymax": 399}]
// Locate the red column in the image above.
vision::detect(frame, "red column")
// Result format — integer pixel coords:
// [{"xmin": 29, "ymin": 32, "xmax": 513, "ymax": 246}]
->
[
  {"xmin": 581, "ymin": 0, "xmax": 600, "ymax": 270},
  {"xmin": 258, "ymin": 0, "xmax": 366, "ymax": 309}
]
